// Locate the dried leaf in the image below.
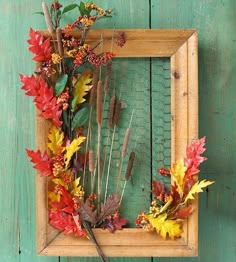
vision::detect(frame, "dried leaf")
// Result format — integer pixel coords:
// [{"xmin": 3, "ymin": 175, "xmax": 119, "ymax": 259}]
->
[
  {"xmin": 151, "ymin": 180, "xmax": 166, "ymax": 199},
  {"xmin": 71, "ymin": 177, "xmax": 84, "ymax": 197},
  {"xmin": 79, "ymin": 200, "xmax": 97, "ymax": 225},
  {"xmin": 74, "ymin": 70, "xmax": 92, "ymax": 106},
  {"xmin": 64, "ymin": 136, "xmax": 86, "ymax": 167},
  {"xmin": 184, "ymin": 179, "xmax": 215, "ymax": 203},
  {"xmin": 174, "ymin": 206, "xmax": 193, "ymax": 219},
  {"xmin": 98, "ymin": 192, "xmax": 120, "ymax": 222},
  {"xmin": 48, "ymin": 126, "xmax": 64, "ymax": 154},
  {"xmin": 26, "ymin": 149, "xmax": 52, "ymax": 176},
  {"xmin": 27, "ymin": 28, "xmax": 52, "ymax": 61},
  {"xmin": 146, "ymin": 213, "xmax": 183, "ymax": 240},
  {"xmin": 170, "ymin": 159, "xmax": 187, "ymax": 197}
]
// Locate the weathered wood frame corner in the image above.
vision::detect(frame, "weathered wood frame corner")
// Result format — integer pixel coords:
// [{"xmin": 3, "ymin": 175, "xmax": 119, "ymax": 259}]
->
[{"xmin": 36, "ymin": 29, "xmax": 198, "ymax": 257}]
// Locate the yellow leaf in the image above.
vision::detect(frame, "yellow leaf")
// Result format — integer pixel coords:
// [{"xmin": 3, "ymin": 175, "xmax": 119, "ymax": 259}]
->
[
  {"xmin": 48, "ymin": 191, "xmax": 60, "ymax": 202},
  {"xmin": 74, "ymin": 70, "xmax": 92, "ymax": 105},
  {"xmin": 64, "ymin": 136, "xmax": 86, "ymax": 168},
  {"xmin": 51, "ymin": 178, "xmax": 65, "ymax": 187},
  {"xmin": 170, "ymin": 158, "xmax": 187, "ymax": 197},
  {"xmin": 184, "ymin": 179, "xmax": 215, "ymax": 203},
  {"xmin": 48, "ymin": 126, "xmax": 64, "ymax": 154},
  {"xmin": 146, "ymin": 213, "xmax": 183, "ymax": 240},
  {"xmin": 71, "ymin": 177, "xmax": 84, "ymax": 197}
]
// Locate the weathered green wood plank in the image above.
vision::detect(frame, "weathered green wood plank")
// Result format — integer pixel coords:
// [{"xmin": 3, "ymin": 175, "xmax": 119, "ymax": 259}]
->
[
  {"xmin": 152, "ymin": 0, "xmax": 236, "ymax": 262},
  {"xmin": 0, "ymin": 0, "xmax": 58, "ymax": 261}
]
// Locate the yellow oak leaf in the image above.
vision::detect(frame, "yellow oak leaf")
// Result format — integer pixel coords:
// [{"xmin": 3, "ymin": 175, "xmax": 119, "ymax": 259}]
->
[
  {"xmin": 146, "ymin": 213, "xmax": 183, "ymax": 240},
  {"xmin": 170, "ymin": 158, "xmax": 187, "ymax": 197},
  {"xmin": 71, "ymin": 177, "xmax": 84, "ymax": 197},
  {"xmin": 51, "ymin": 178, "xmax": 65, "ymax": 187},
  {"xmin": 184, "ymin": 179, "xmax": 215, "ymax": 203},
  {"xmin": 48, "ymin": 126, "xmax": 64, "ymax": 154},
  {"xmin": 74, "ymin": 70, "xmax": 92, "ymax": 106},
  {"xmin": 48, "ymin": 191, "xmax": 60, "ymax": 202},
  {"xmin": 64, "ymin": 136, "xmax": 86, "ymax": 168}
]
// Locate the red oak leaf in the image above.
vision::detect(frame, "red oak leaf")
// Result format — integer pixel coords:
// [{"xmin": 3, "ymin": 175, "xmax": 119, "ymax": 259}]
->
[
  {"xmin": 31, "ymin": 76, "xmax": 62, "ymax": 126},
  {"xmin": 26, "ymin": 149, "xmax": 52, "ymax": 176},
  {"xmin": 113, "ymin": 217, "xmax": 129, "ymax": 230},
  {"xmin": 49, "ymin": 210, "xmax": 87, "ymax": 237},
  {"xmin": 151, "ymin": 180, "xmax": 167, "ymax": 200},
  {"xmin": 174, "ymin": 205, "xmax": 193, "ymax": 219},
  {"xmin": 27, "ymin": 28, "xmax": 52, "ymax": 62},
  {"xmin": 184, "ymin": 137, "xmax": 207, "ymax": 178},
  {"xmin": 20, "ymin": 74, "xmax": 41, "ymax": 96},
  {"xmin": 170, "ymin": 183, "xmax": 181, "ymax": 205}
]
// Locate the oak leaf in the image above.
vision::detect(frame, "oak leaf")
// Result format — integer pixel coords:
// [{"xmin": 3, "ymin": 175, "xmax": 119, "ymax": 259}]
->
[
  {"xmin": 79, "ymin": 200, "xmax": 97, "ymax": 225},
  {"xmin": 74, "ymin": 70, "xmax": 92, "ymax": 106},
  {"xmin": 27, "ymin": 28, "xmax": 52, "ymax": 62},
  {"xmin": 98, "ymin": 192, "xmax": 120, "ymax": 222},
  {"xmin": 184, "ymin": 179, "xmax": 215, "ymax": 203},
  {"xmin": 26, "ymin": 149, "xmax": 52, "ymax": 176},
  {"xmin": 20, "ymin": 74, "xmax": 41, "ymax": 96},
  {"xmin": 146, "ymin": 213, "xmax": 183, "ymax": 240},
  {"xmin": 174, "ymin": 206, "xmax": 193, "ymax": 219},
  {"xmin": 64, "ymin": 136, "xmax": 86, "ymax": 167},
  {"xmin": 170, "ymin": 158, "xmax": 187, "ymax": 197},
  {"xmin": 48, "ymin": 126, "xmax": 64, "ymax": 154}
]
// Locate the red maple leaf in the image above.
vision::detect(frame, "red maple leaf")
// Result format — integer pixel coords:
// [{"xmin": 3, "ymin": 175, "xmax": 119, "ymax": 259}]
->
[
  {"xmin": 20, "ymin": 74, "xmax": 41, "ymax": 96},
  {"xmin": 27, "ymin": 28, "xmax": 52, "ymax": 62},
  {"xmin": 26, "ymin": 149, "xmax": 52, "ymax": 176}
]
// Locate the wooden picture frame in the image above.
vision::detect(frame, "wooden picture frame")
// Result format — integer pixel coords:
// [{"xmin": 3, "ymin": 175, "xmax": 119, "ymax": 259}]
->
[{"xmin": 36, "ymin": 29, "xmax": 198, "ymax": 257}]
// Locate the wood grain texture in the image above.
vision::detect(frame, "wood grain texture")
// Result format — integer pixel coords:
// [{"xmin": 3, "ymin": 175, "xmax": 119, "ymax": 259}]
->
[
  {"xmin": 1, "ymin": 0, "xmax": 235, "ymax": 261},
  {"xmin": 152, "ymin": 0, "xmax": 236, "ymax": 262},
  {"xmin": 35, "ymin": 29, "xmax": 198, "ymax": 257}
]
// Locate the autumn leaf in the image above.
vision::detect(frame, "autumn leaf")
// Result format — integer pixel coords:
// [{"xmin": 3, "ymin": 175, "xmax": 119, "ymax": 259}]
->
[
  {"xmin": 184, "ymin": 137, "xmax": 207, "ymax": 178},
  {"xmin": 174, "ymin": 206, "xmax": 193, "ymax": 219},
  {"xmin": 52, "ymin": 178, "xmax": 66, "ymax": 187},
  {"xmin": 20, "ymin": 74, "xmax": 41, "ymax": 96},
  {"xmin": 146, "ymin": 213, "xmax": 183, "ymax": 240},
  {"xmin": 79, "ymin": 200, "xmax": 98, "ymax": 225},
  {"xmin": 184, "ymin": 179, "xmax": 215, "ymax": 203},
  {"xmin": 170, "ymin": 158, "xmax": 187, "ymax": 197},
  {"xmin": 48, "ymin": 191, "xmax": 60, "ymax": 202},
  {"xmin": 71, "ymin": 177, "xmax": 84, "ymax": 197},
  {"xmin": 151, "ymin": 180, "xmax": 166, "ymax": 200},
  {"xmin": 98, "ymin": 192, "xmax": 120, "ymax": 222},
  {"xmin": 27, "ymin": 28, "xmax": 52, "ymax": 62},
  {"xmin": 64, "ymin": 136, "xmax": 86, "ymax": 167},
  {"xmin": 73, "ymin": 70, "xmax": 92, "ymax": 107},
  {"xmin": 48, "ymin": 126, "xmax": 64, "ymax": 154},
  {"xmin": 26, "ymin": 149, "xmax": 52, "ymax": 176}
]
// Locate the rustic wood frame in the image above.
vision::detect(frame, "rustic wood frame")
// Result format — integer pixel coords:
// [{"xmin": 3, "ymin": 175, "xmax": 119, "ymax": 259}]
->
[{"xmin": 36, "ymin": 29, "xmax": 198, "ymax": 257}]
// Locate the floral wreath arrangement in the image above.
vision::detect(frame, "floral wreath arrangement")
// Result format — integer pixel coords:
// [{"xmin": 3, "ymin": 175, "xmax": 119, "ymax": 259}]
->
[{"xmin": 20, "ymin": 1, "xmax": 214, "ymax": 260}]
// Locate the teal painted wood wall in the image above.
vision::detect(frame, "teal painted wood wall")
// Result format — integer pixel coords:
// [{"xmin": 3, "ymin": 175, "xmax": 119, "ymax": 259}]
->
[{"xmin": 0, "ymin": 0, "xmax": 235, "ymax": 261}]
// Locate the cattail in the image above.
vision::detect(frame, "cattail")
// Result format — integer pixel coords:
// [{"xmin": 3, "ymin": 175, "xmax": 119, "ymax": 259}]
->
[
  {"xmin": 108, "ymin": 94, "xmax": 116, "ymax": 129},
  {"xmin": 125, "ymin": 151, "xmax": 135, "ymax": 181},
  {"xmin": 42, "ymin": 2, "xmax": 54, "ymax": 34},
  {"xmin": 122, "ymin": 128, "xmax": 131, "ymax": 158},
  {"xmin": 89, "ymin": 150, "xmax": 95, "ymax": 172},
  {"xmin": 114, "ymin": 100, "xmax": 122, "ymax": 125},
  {"xmin": 89, "ymin": 67, "xmax": 99, "ymax": 107},
  {"xmin": 96, "ymin": 80, "xmax": 102, "ymax": 125},
  {"xmin": 56, "ymin": 27, "xmax": 63, "ymax": 56},
  {"xmin": 104, "ymin": 61, "xmax": 112, "ymax": 94}
]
